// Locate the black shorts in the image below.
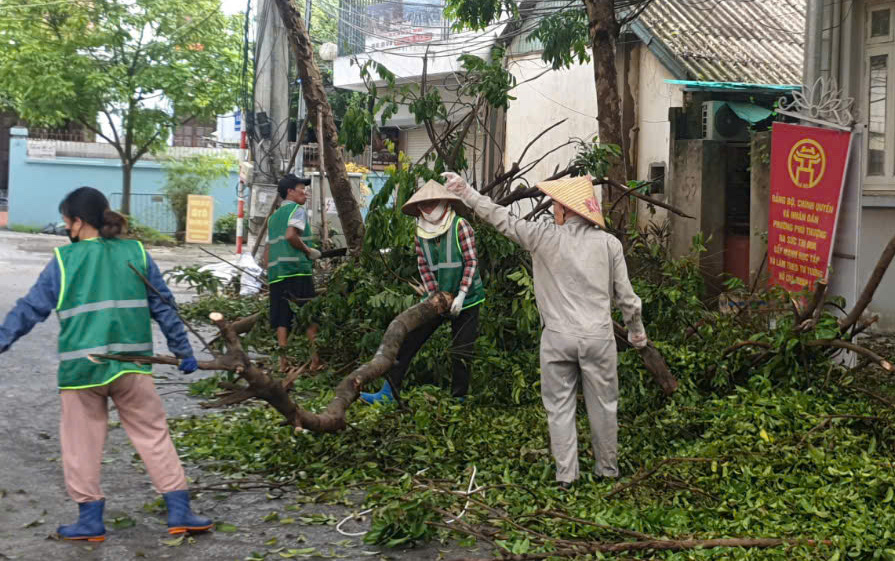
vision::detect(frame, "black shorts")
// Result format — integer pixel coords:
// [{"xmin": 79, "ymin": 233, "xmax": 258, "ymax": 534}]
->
[{"xmin": 269, "ymin": 276, "xmax": 316, "ymax": 329}]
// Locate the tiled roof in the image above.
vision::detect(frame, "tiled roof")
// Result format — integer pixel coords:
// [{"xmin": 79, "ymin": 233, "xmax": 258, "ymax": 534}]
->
[{"xmin": 638, "ymin": 0, "xmax": 805, "ymax": 85}]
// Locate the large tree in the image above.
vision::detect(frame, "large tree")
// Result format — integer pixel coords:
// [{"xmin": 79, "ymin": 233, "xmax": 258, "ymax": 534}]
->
[
  {"xmin": 0, "ymin": 0, "xmax": 243, "ymax": 214},
  {"xmin": 273, "ymin": 0, "xmax": 366, "ymax": 254}
]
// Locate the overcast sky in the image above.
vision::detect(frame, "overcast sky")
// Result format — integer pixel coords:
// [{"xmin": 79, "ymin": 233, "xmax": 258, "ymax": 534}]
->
[{"xmin": 221, "ymin": 0, "xmax": 250, "ymax": 17}]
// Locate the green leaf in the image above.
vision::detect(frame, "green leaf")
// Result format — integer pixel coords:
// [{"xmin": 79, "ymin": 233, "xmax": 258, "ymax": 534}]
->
[
  {"xmin": 108, "ymin": 516, "xmax": 136, "ymax": 530},
  {"xmin": 163, "ymin": 536, "xmax": 185, "ymax": 547}
]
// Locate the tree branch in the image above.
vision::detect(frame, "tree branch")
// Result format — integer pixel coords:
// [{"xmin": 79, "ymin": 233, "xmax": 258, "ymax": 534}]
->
[
  {"xmin": 596, "ymin": 178, "xmax": 695, "ymax": 219},
  {"xmin": 480, "ymin": 120, "xmax": 568, "ymax": 196},
  {"xmin": 77, "ymin": 118, "xmax": 124, "ymax": 159},
  {"xmin": 614, "ymin": 321, "xmax": 678, "ymax": 395},
  {"xmin": 803, "ymin": 339, "xmax": 894, "ymax": 372},
  {"xmin": 840, "ymin": 233, "xmax": 895, "ymax": 332},
  {"xmin": 94, "ymin": 294, "xmax": 454, "ymax": 433}
]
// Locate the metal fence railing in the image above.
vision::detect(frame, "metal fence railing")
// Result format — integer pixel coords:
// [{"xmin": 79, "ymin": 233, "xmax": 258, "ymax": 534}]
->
[
  {"xmin": 109, "ymin": 193, "xmax": 177, "ymax": 235},
  {"xmin": 26, "ymin": 139, "xmax": 239, "ymax": 161}
]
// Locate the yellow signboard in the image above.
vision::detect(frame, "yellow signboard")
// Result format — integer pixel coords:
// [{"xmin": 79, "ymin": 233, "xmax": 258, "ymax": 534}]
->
[{"xmin": 185, "ymin": 195, "xmax": 214, "ymax": 244}]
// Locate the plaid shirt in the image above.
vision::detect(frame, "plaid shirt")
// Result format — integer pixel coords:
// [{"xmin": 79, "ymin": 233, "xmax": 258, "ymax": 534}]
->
[{"xmin": 416, "ymin": 218, "xmax": 478, "ymax": 295}]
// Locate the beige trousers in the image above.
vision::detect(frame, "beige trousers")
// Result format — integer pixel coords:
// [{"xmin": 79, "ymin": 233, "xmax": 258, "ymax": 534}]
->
[
  {"xmin": 60, "ymin": 373, "xmax": 188, "ymax": 503},
  {"xmin": 539, "ymin": 329, "xmax": 619, "ymax": 482}
]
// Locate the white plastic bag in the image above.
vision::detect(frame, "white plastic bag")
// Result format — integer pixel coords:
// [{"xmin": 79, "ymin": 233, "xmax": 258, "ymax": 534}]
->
[
  {"xmin": 196, "ymin": 253, "xmax": 263, "ymax": 296},
  {"xmin": 237, "ymin": 253, "xmax": 263, "ymax": 296},
  {"xmin": 198, "ymin": 262, "xmax": 237, "ymax": 285}
]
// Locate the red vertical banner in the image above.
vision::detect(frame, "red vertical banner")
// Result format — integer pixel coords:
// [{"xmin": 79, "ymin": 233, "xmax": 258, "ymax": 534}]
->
[{"xmin": 767, "ymin": 123, "xmax": 852, "ymax": 293}]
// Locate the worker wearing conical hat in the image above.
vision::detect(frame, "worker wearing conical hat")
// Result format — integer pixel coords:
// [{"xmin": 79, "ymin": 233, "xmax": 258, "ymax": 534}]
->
[
  {"xmin": 442, "ymin": 172, "xmax": 648, "ymax": 490},
  {"xmin": 361, "ymin": 179, "xmax": 485, "ymax": 404}
]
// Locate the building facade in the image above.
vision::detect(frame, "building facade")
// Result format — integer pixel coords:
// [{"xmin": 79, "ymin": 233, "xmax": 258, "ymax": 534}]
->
[{"xmin": 804, "ymin": 0, "xmax": 895, "ymax": 329}]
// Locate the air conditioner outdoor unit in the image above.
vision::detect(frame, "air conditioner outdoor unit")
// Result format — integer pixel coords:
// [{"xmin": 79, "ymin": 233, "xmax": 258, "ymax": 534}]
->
[{"xmin": 702, "ymin": 101, "xmax": 750, "ymax": 142}]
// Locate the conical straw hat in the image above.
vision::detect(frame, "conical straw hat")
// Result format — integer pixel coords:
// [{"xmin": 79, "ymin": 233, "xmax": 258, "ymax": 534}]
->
[
  {"xmin": 401, "ymin": 179, "xmax": 466, "ymax": 217},
  {"xmin": 536, "ymin": 175, "xmax": 605, "ymax": 227}
]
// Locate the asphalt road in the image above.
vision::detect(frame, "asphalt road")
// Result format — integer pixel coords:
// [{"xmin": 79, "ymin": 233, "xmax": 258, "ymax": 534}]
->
[{"xmin": 0, "ymin": 231, "xmax": 470, "ymax": 561}]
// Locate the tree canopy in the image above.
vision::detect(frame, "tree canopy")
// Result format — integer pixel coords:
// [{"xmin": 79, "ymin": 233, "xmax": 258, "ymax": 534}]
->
[{"xmin": 0, "ymin": 0, "xmax": 244, "ymax": 212}]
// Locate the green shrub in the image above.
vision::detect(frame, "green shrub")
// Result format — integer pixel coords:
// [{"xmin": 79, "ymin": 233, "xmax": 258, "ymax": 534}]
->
[
  {"xmin": 214, "ymin": 212, "xmax": 245, "ymax": 244},
  {"xmin": 124, "ymin": 215, "xmax": 176, "ymax": 246},
  {"xmin": 9, "ymin": 224, "xmax": 42, "ymax": 234},
  {"xmin": 162, "ymin": 154, "xmax": 235, "ymax": 239}
]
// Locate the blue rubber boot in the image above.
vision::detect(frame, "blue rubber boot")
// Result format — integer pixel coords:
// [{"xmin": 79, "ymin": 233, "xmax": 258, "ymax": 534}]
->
[
  {"xmin": 57, "ymin": 499, "xmax": 106, "ymax": 542},
  {"xmin": 163, "ymin": 490, "xmax": 213, "ymax": 535},
  {"xmin": 360, "ymin": 381, "xmax": 395, "ymax": 404}
]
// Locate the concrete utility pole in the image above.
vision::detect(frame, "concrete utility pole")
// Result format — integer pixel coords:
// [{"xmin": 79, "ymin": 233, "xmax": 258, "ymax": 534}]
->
[{"xmin": 248, "ymin": 0, "xmax": 291, "ymax": 251}]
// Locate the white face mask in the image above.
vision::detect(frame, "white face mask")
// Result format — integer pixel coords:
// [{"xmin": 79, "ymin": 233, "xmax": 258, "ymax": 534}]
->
[
  {"xmin": 416, "ymin": 201, "xmax": 454, "ymax": 238},
  {"xmin": 420, "ymin": 202, "xmax": 447, "ymax": 224}
]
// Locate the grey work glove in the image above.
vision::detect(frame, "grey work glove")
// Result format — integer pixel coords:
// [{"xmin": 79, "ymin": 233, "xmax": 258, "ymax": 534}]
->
[
  {"xmin": 450, "ymin": 290, "xmax": 467, "ymax": 317},
  {"xmin": 441, "ymin": 172, "xmax": 472, "ymax": 199},
  {"xmin": 306, "ymin": 248, "xmax": 322, "ymax": 260},
  {"xmin": 628, "ymin": 331, "xmax": 648, "ymax": 349}
]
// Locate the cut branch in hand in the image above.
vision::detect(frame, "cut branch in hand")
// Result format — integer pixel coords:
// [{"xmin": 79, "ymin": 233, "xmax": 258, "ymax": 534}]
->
[{"xmin": 614, "ymin": 321, "xmax": 678, "ymax": 395}]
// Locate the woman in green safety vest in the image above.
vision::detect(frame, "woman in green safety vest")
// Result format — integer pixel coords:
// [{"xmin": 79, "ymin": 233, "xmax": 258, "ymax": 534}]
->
[
  {"xmin": 361, "ymin": 179, "xmax": 485, "ymax": 404},
  {"xmin": 263, "ymin": 174, "xmax": 321, "ymax": 372},
  {"xmin": 0, "ymin": 187, "xmax": 212, "ymax": 541}
]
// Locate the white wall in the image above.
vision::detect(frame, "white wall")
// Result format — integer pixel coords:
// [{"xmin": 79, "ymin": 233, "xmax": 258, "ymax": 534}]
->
[
  {"xmin": 859, "ymin": 208, "xmax": 895, "ymax": 331},
  {"xmin": 502, "ymin": 49, "xmax": 683, "ymax": 222},
  {"xmin": 635, "ymin": 47, "xmax": 684, "ymax": 227},
  {"xmin": 503, "ymin": 55, "xmax": 599, "ymax": 191}
]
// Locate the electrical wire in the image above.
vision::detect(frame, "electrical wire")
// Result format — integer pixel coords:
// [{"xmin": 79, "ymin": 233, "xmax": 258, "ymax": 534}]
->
[{"xmin": 312, "ymin": 0, "xmax": 579, "ymax": 59}]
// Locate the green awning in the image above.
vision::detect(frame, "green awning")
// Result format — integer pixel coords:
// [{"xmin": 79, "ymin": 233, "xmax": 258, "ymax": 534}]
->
[
  {"xmin": 664, "ymin": 79, "xmax": 801, "ymax": 93},
  {"xmin": 724, "ymin": 101, "xmax": 774, "ymax": 124}
]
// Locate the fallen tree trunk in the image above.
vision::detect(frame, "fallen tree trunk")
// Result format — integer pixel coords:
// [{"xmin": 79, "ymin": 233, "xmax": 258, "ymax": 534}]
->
[{"xmin": 92, "ymin": 292, "xmax": 453, "ymax": 433}]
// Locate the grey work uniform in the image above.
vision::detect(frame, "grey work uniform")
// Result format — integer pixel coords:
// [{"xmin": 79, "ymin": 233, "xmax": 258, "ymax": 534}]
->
[{"xmin": 461, "ymin": 189, "xmax": 645, "ymax": 481}]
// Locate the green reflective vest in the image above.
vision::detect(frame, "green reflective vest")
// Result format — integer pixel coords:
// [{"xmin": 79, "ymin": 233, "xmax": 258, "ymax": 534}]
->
[
  {"xmin": 268, "ymin": 202, "xmax": 315, "ymax": 283},
  {"xmin": 418, "ymin": 215, "xmax": 485, "ymax": 309},
  {"xmin": 54, "ymin": 238, "xmax": 153, "ymax": 390}
]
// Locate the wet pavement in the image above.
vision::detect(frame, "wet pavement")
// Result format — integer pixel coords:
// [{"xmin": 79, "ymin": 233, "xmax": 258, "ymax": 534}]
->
[{"xmin": 0, "ymin": 231, "xmax": 473, "ymax": 561}]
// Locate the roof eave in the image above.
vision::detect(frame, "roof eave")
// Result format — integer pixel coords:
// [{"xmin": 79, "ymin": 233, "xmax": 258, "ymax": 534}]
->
[{"xmin": 628, "ymin": 19, "xmax": 690, "ymax": 81}]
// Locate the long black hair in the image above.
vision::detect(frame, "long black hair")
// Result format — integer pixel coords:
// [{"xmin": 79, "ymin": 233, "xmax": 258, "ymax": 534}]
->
[{"xmin": 58, "ymin": 187, "xmax": 128, "ymax": 239}]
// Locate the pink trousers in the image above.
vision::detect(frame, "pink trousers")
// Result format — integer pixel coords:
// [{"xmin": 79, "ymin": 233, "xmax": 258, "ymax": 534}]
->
[{"xmin": 59, "ymin": 373, "xmax": 188, "ymax": 503}]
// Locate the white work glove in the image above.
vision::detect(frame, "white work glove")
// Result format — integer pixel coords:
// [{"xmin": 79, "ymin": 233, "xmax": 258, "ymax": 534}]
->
[
  {"xmin": 441, "ymin": 172, "xmax": 472, "ymax": 198},
  {"xmin": 306, "ymin": 248, "xmax": 321, "ymax": 260},
  {"xmin": 450, "ymin": 290, "xmax": 467, "ymax": 317},
  {"xmin": 628, "ymin": 331, "xmax": 648, "ymax": 349}
]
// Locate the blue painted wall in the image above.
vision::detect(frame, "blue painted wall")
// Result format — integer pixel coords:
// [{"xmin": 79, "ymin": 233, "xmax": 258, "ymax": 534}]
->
[
  {"xmin": 7, "ymin": 128, "xmax": 239, "ymax": 232},
  {"xmin": 362, "ymin": 172, "xmax": 389, "ymax": 219}
]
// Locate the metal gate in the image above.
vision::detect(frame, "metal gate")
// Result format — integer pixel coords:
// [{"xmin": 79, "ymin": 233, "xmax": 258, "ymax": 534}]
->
[{"xmin": 109, "ymin": 193, "xmax": 177, "ymax": 234}]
